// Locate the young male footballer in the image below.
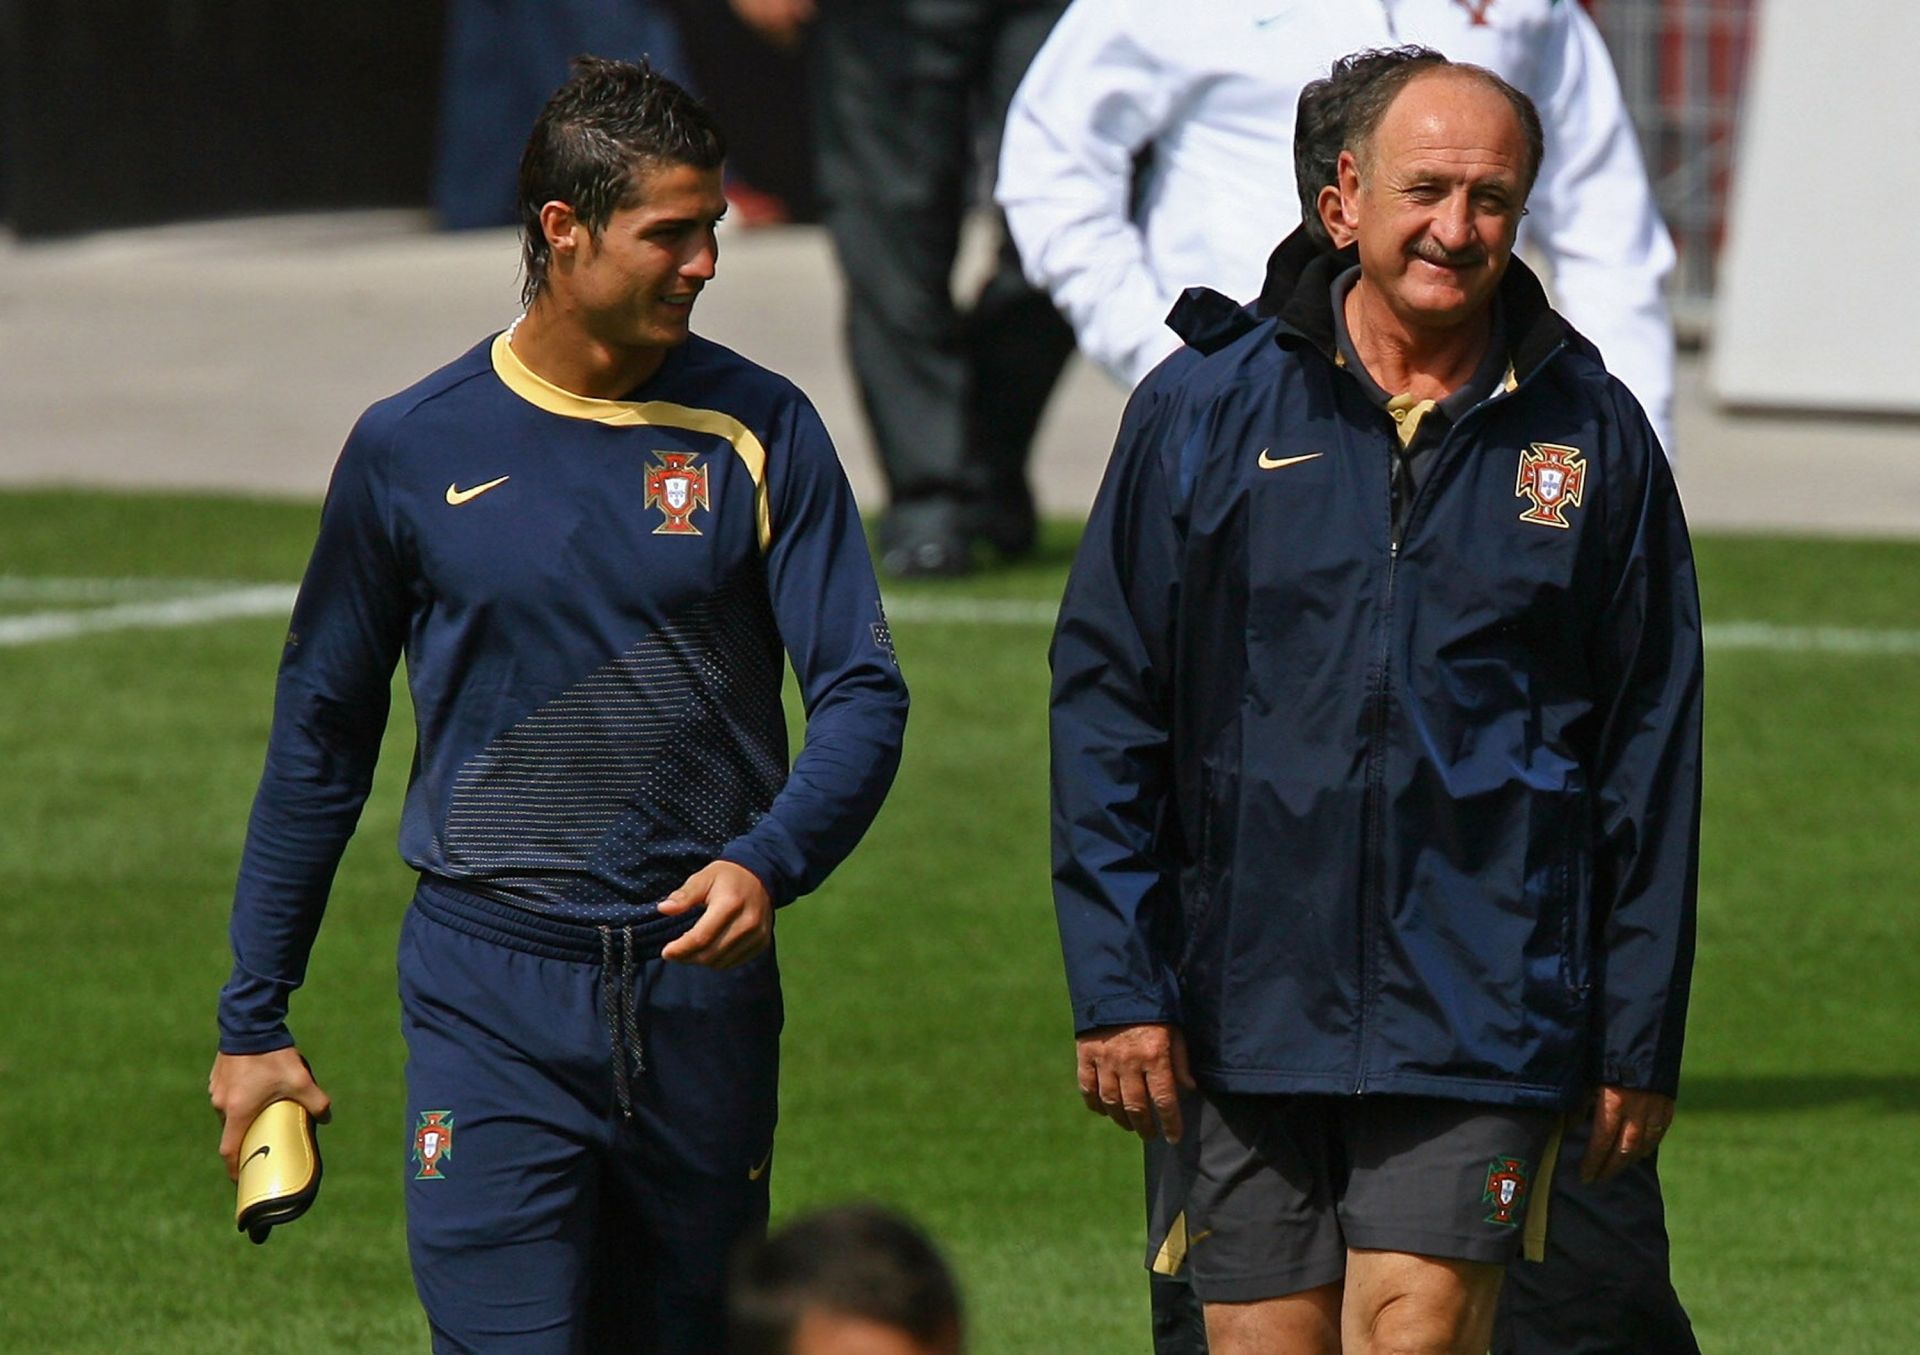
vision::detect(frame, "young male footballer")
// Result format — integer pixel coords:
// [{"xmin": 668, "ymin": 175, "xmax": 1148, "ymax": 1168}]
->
[{"xmin": 208, "ymin": 57, "xmax": 908, "ymax": 1352}]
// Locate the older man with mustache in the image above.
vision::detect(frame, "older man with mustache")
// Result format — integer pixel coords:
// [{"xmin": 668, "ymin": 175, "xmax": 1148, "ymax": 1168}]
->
[{"xmin": 1051, "ymin": 53, "xmax": 1701, "ymax": 1354}]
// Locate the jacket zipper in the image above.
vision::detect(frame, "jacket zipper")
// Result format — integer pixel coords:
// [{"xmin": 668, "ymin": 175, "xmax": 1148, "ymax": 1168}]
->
[
  {"xmin": 1352, "ymin": 344, "xmax": 1562, "ymax": 1094},
  {"xmin": 1356, "ymin": 417, "xmax": 1398, "ymax": 1094}
]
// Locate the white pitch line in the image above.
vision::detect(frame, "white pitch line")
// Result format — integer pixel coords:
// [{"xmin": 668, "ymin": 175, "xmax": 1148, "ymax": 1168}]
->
[
  {"xmin": 0, "ymin": 586, "xmax": 297, "ymax": 648},
  {"xmin": 0, "ymin": 575, "xmax": 254, "ymax": 603},
  {"xmin": 0, "ymin": 579, "xmax": 1916, "ymax": 659},
  {"xmin": 1702, "ymin": 621, "xmax": 1920, "ymax": 657},
  {"xmin": 884, "ymin": 601, "xmax": 1920, "ymax": 658},
  {"xmin": 886, "ymin": 600, "xmax": 1920, "ymax": 657},
  {"xmin": 885, "ymin": 596, "xmax": 1060, "ymax": 627}
]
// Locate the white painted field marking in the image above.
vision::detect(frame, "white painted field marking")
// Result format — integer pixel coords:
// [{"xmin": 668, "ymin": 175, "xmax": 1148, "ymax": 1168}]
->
[
  {"xmin": 0, "ymin": 578, "xmax": 1916, "ymax": 658},
  {"xmin": 0, "ymin": 585, "xmax": 296, "ymax": 647},
  {"xmin": 0, "ymin": 576, "xmax": 251, "ymax": 604},
  {"xmin": 885, "ymin": 600, "xmax": 1920, "ymax": 658},
  {"xmin": 1702, "ymin": 621, "xmax": 1920, "ymax": 657},
  {"xmin": 885, "ymin": 597, "xmax": 1060, "ymax": 627}
]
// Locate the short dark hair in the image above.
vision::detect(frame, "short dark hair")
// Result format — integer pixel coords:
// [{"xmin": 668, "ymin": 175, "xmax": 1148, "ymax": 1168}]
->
[
  {"xmin": 729, "ymin": 1206, "xmax": 963, "ymax": 1355},
  {"xmin": 516, "ymin": 55, "xmax": 726, "ymax": 307},
  {"xmin": 1294, "ymin": 46, "xmax": 1447, "ymax": 247},
  {"xmin": 1344, "ymin": 58, "xmax": 1545, "ymax": 197}
]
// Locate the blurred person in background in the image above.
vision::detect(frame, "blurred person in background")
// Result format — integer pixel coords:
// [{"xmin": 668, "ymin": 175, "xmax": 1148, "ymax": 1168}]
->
[
  {"xmin": 732, "ymin": 0, "xmax": 1078, "ymax": 577},
  {"xmin": 998, "ymin": 0, "xmax": 1679, "ymax": 461},
  {"xmin": 434, "ymin": 0, "xmax": 693, "ymax": 229},
  {"xmin": 730, "ymin": 1205, "xmax": 965, "ymax": 1355}
]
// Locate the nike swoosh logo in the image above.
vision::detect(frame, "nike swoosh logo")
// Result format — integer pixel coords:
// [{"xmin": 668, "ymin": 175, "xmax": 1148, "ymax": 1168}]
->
[
  {"xmin": 1257, "ymin": 449, "xmax": 1324, "ymax": 470},
  {"xmin": 445, "ymin": 475, "xmax": 511, "ymax": 505},
  {"xmin": 748, "ymin": 1148, "xmax": 773, "ymax": 1181},
  {"xmin": 1187, "ymin": 1228, "xmax": 1213, "ymax": 1246},
  {"xmin": 242, "ymin": 1144, "xmax": 271, "ymax": 1170}
]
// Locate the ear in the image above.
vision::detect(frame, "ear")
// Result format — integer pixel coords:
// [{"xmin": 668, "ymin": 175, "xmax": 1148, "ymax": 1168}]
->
[
  {"xmin": 1335, "ymin": 150, "xmax": 1364, "ymax": 230},
  {"xmin": 538, "ymin": 201, "xmax": 583, "ymax": 263},
  {"xmin": 1316, "ymin": 184, "xmax": 1352, "ymax": 247}
]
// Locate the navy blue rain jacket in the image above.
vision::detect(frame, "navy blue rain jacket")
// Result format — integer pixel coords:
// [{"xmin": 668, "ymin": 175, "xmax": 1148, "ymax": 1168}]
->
[{"xmin": 1050, "ymin": 236, "xmax": 1702, "ymax": 1108}]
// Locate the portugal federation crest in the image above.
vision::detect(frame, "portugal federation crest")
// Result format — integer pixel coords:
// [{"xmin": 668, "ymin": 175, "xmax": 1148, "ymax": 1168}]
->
[
  {"xmin": 644, "ymin": 451, "xmax": 710, "ymax": 535},
  {"xmin": 1482, "ymin": 1156, "xmax": 1532, "ymax": 1227},
  {"xmin": 413, "ymin": 1110, "xmax": 454, "ymax": 1180},
  {"xmin": 1515, "ymin": 442, "xmax": 1586, "ymax": 529}
]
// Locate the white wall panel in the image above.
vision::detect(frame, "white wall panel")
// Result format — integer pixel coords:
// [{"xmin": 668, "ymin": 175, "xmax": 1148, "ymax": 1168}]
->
[{"xmin": 1712, "ymin": 0, "xmax": 1920, "ymax": 413}]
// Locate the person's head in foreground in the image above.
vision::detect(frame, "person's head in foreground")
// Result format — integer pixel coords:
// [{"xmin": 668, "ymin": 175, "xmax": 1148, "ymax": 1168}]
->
[
  {"xmin": 1334, "ymin": 57, "xmax": 1543, "ymax": 334},
  {"xmin": 515, "ymin": 55, "xmax": 728, "ymax": 359},
  {"xmin": 729, "ymin": 1205, "xmax": 964, "ymax": 1355}
]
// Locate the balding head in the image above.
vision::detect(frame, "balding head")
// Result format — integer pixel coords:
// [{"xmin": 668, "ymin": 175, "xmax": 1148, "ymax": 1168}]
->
[
  {"xmin": 1336, "ymin": 67, "xmax": 1538, "ymax": 333},
  {"xmin": 1346, "ymin": 61, "xmax": 1543, "ymax": 197}
]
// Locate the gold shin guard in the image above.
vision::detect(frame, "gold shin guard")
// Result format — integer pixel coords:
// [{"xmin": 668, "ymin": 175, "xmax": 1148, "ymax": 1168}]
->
[{"xmin": 235, "ymin": 1100, "xmax": 322, "ymax": 1244}]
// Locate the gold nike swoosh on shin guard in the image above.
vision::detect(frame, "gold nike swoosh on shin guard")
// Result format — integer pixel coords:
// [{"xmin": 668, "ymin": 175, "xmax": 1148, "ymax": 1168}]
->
[
  {"xmin": 445, "ymin": 475, "xmax": 511, "ymax": 505},
  {"xmin": 1256, "ymin": 449, "xmax": 1325, "ymax": 470}
]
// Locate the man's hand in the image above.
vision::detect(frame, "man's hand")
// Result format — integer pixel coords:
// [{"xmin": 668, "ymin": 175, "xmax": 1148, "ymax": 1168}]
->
[
  {"xmin": 1075, "ymin": 1023, "xmax": 1195, "ymax": 1142},
  {"xmin": 729, "ymin": 0, "xmax": 816, "ymax": 47},
  {"xmin": 658, "ymin": 861, "xmax": 774, "ymax": 968},
  {"xmin": 1580, "ymin": 1086, "xmax": 1676, "ymax": 1184},
  {"xmin": 209, "ymin": 1046, "xmax": 331, "ymax": 1182}
]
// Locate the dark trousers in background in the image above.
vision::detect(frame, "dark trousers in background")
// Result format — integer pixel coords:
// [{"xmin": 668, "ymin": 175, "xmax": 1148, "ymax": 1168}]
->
[
  {"xmin": 811, "ymin": 0, "xmax": 1076, "ymax": 568},
  {"xmin": 1148, "ymin": 1109, "xmax": 1700, "ymax": 1355},
  {"xmin": 435, "ymin": 0, "xmax": 691, "ymax": 230},
  {"xmin": 1491, "ymin": 1111, "xmax": 1700, "ymax": 1354}
]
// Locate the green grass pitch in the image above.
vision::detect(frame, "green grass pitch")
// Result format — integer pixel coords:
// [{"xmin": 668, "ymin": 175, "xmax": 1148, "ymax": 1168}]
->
[{"xmin": 0, "ymin": 488, "xmax": 1916, "ymax": 1351}]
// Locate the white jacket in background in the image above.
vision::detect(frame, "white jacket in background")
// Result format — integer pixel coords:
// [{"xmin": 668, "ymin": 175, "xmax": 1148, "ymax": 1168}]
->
[{"xmin": 998, "ymin": 0, "xmax": 1678, "ymax": 457}]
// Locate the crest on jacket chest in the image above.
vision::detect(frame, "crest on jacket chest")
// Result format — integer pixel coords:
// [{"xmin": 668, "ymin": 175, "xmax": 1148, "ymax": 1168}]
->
[
  {"xmin": 1515, "ymin": 443, "xmax": 1586, "ymax": 529},
  {"xmin": 645, "ymin": 451, "xmax": 710, "ymax": 535}
]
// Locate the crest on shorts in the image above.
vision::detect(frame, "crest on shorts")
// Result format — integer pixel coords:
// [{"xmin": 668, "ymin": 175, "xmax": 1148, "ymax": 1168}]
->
[
  {"xmin": 1482, "ymin": 1156, "xmax": 1531, "ymax": 1227},
  {"xmin": 644, "ymin": 451, "xmax": 710, "ymax": 535},
  {"xmin": 413, "ymin": 1110, "xmax": 455, "ymax": 1180},
  {"xmin": 1515, "ymin": 443, "xmax": 1586, "ymax": 529},
  {"xmin": 1453, "ymin": 0, "xmax": 1497, "ymax": 24}
]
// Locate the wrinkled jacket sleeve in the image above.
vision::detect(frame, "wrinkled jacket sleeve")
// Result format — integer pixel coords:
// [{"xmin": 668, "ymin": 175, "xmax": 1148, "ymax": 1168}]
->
[
  {"xmin": 1050, "ymin": 365, "xmax": 1190, "ymax": 1032},
  {"xmin": 1524, "ymin": 4, "xmax": 1679, "ymax": 460},
  {"xmin": 218, "ymin": 419, "xmax": 408, "ymax": 1053},
  {"xmin": 719, "ymin": 392, "xmax": 908, "ymax": 905},
  {"xmin": 1586, "ymin": 387, "xmax": 1702, "ymax": 1096},
  {"xmin": 996, "ymin": 0, "xmax": 1185, "ymax": 389}
]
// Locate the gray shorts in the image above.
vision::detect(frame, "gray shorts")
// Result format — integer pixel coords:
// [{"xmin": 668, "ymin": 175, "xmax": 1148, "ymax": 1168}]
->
[{"xmin": 1181, "ymin": 1092, "xmax": 1559, "ymax": 1303}]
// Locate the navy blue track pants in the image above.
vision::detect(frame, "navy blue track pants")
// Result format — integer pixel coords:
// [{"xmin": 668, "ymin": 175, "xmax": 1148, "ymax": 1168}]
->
[{"xmin": 399, "ymin": 884, "xmax": 782, "ymax": 1354}]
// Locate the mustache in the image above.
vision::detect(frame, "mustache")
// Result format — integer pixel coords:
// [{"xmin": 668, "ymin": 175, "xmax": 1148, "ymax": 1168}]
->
[{"xmin": 1410, "ymin": 240, "xmax": 1488, "ymax": 268}]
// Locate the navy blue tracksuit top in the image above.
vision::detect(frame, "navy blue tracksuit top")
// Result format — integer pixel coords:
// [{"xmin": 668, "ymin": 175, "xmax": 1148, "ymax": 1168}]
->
[
  {"xmin": 1050, "ymin": 247, "xmax": 1701, "ymax": 1109},
  {"xmin": 220, "ymin": 331, "xmax": 908, "ymax": 1053}
]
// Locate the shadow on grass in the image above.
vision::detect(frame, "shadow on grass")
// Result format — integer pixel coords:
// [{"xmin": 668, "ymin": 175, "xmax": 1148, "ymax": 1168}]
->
[{"xmin": 1679, "ymin": 1074, "xmax": 1920, "ymax": 1114}]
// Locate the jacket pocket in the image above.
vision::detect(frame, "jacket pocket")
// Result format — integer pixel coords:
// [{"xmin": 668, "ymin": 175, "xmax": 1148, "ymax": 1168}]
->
[{"xmin": 1177, "ymin": 766, "xmax": 1224, "ymax": 978}]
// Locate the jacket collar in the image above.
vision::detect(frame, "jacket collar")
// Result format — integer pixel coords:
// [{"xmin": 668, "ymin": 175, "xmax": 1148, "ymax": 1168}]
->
[{"xmin": 1255, "ymin": 225, "xmax": 1589, "ymax": 385}]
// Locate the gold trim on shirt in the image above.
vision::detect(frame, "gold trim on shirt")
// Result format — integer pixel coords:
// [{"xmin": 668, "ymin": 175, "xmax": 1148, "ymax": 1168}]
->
[{"xmin": 490, "ymin": 332, "xmax": 773, "ymax": 552}]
